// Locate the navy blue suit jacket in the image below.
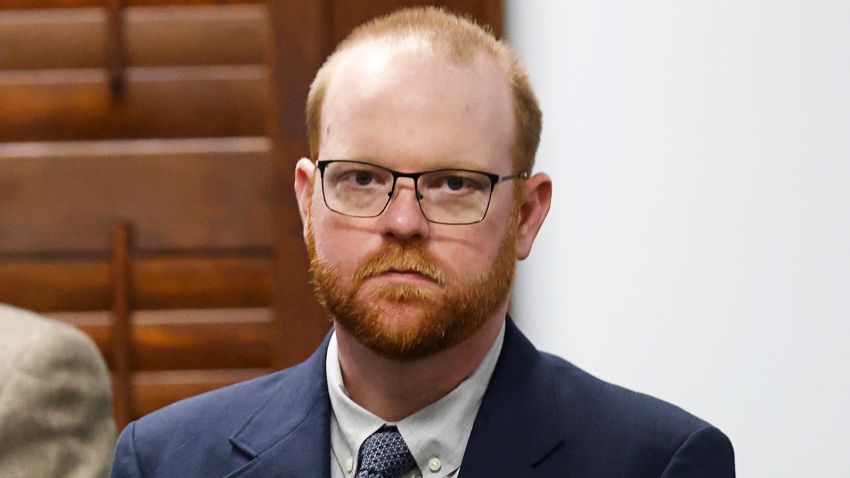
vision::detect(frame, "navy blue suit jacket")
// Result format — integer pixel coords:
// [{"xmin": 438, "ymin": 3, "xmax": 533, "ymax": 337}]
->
[{"xmin": 111, "ymin": 318, "xmax": 735, "ymax": 477}]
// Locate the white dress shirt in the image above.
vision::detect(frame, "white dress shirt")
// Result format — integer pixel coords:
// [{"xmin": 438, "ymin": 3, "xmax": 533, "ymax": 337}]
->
[{"xmin": 327, "ymin": 322, "xmax": 505, "ymax": 478}]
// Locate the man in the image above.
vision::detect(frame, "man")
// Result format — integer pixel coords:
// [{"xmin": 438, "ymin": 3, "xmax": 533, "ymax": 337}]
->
[
  {"xmin": 0, "ymin": 304, "xmax": 115, "ymax": 478},
  {"xmin": 111, "ymin": 7, "xmax": 735, "ymax": 477}
]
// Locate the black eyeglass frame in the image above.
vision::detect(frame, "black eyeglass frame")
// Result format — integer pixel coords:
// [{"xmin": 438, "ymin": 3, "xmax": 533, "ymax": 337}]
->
[{"xmin": 316, "ymin": 159, "xmax": 529, "ymax": 225}]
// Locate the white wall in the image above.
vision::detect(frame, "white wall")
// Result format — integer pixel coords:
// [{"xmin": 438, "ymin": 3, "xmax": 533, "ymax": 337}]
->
[{"xmin": 506, "ymin": 1, "xmax": 850, "ymax": 477}]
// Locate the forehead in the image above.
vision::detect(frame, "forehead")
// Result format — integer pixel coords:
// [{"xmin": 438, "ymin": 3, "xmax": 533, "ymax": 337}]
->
[{"xmin": 319, "ymin": 40, "xmax": 515, "ymax": 172}]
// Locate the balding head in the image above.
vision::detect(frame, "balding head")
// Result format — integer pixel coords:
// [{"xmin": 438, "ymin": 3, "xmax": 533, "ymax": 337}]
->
[{"xmin": 306, "ymin": 7, "xmax": 542, "ymax": 174}]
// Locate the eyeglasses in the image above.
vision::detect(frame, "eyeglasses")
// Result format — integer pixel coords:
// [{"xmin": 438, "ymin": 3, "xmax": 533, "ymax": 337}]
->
[{"xmin": 317, "ymin": 160, "xmax": 528, "ymax": 225}]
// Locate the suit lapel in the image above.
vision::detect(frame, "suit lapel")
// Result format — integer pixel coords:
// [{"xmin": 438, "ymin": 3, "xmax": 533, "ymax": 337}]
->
[
  {"xmin": 223, "ymin": 332, "xmax": 333, "ymax": 478},
  {"xmin": 460, "ymin": 318, "xmax": 568, "ymax": 477},
  {"xmin": 218, "ymin": 319, "xmax": 567, "ymax": 477}
]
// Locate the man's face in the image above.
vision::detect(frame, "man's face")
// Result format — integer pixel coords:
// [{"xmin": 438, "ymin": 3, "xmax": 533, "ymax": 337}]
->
[{"xmin": 302, "ymin": 42, "xmax": 519, "ymax": 359}]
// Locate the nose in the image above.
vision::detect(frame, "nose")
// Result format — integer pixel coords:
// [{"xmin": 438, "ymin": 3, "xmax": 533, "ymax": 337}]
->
[{"xmin": 378, "ymin": 178, "xmax": 430, "ymax": 240}]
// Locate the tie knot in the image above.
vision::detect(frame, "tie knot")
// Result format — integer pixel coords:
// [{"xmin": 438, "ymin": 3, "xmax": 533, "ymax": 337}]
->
[{"xmin": 355, "ymin": 426, "xmax": 417, "ymax": 478}]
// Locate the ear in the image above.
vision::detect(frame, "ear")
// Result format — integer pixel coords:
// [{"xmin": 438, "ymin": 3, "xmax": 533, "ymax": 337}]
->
[
  {"xmin": 515, "ymin": 172, "xmax": 552, "ymax": 260},
  {"xmin": 294, "ymin": 158, "xmax": 317, "ymax": 236}
]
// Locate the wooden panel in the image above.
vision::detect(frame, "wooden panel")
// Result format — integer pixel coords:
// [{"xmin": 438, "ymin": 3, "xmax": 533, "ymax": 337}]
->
[
  {"xmin": 329, "ymin": 0, "xmax": 503, "ymax": 46},
  {"xmin": 0, "ymin": 9, "xmax": 101, "ymax": 69},
  {"xmin": 0, "ymin": 5, "xmax": 266, "ymax": 70},
  {"xmin": 0, "ymin": 260, "xmax": 110, "ymax": 311},
  {"xmin": 0, "ymin": 138, "xmax": 272, "ymax": 253},
  {"xmin": 331, "ymin": 0, "xmax": 437, "ymax": 46},
  {"xmin": 443, "ymin": 0, "xmax": 503, "ymax": 37},
  {"xmin": 134, "ymin": 255, "xmax": 274, "ymax": 308},
  {"xmin": 52, "ymin": 309, "xmax": 272, "ymax": 370},
  {"xmin": 0, "ymin": 255, "xmax": 274, "ymax": 312},
  {"xmin": 0, "ymin": 0, "xmax": 259, "ymax": 9},
  {"xmin": 0, "ymin": 66, "xmax": 266, "ymax": 141},
  {"xmin": 130, "ymin": 368, "xmax": 270, "ymax": 418},
  {"xmin": 125, "ymin": 5, "xmax": 267, "ymax": 67}
]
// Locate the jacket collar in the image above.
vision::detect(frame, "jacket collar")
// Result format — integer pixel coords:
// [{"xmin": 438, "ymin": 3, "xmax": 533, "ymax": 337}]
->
[
  {"xmin": 224, "ymin": 332, "xmax": 333, "ymax": 478},
  {"xmin": 223, "ymin": 317, "xmax": 565, "ymax": 477},
  {"xmin": 460, "ymin": 317, "xmax": 567, "ymax": 475}
]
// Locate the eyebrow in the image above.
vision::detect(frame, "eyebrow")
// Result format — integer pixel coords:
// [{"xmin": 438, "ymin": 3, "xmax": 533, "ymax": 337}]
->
[{"xmin": 335, "ymin": 155, "xmax": 488, "ymax": 172}]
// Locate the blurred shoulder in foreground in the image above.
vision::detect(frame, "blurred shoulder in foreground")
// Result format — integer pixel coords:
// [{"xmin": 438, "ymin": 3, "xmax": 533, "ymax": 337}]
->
[{"xmin": 0, "ymin": 304, "xmax": 116, "ymax": 478}]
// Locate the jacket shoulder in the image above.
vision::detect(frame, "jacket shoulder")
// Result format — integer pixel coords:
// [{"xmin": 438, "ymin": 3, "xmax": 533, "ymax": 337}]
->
[
  {"xmin": 539, "ymin": 352, "xmax": 734, "ymax": 476},
  {"xmin": 130, "ymin": 367, "xmax": 290, "ymax": 446},
  {"xmin": 114, "ymin": 360, "xmax": 315, "ymax": 477},
  {"xmin": 542, "ymin": 352, "xmax": 708, "ymax": 429}
]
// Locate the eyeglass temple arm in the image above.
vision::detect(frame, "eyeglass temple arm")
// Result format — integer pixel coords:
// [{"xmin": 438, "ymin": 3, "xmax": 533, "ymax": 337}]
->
[{"xmin": 497, "ymin": 171, "xmax": 530, "ymax": 183}]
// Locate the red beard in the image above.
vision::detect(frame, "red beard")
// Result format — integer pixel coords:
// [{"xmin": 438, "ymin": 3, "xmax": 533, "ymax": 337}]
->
[{"xmin": 306, "ymin": 216, "xmax": 517, "ymax": 360}]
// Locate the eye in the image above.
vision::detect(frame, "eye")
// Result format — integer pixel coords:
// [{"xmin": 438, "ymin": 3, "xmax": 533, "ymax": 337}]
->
[
  {"xmin": 337, "ymin": 169, "xmax": 385, "ymax": 187},
  {"xmin": 425, "ymin": 172, "xmax": 487, "ymax": 194},
  {"xmin": 445, "ymin": 176, "xmax": 465, "ymax": 191},
  {"xmin": 354, "ymin": 170, "xmax": 373, "ymax": 186}
]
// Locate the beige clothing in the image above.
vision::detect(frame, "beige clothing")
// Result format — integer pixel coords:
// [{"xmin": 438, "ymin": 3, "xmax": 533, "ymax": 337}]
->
[{"xmin": 0, "ymin": 304, "xmax": 115, "ymax": 478}]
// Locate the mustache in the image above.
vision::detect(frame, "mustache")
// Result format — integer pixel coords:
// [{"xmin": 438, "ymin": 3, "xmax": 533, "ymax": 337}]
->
[{"xmin": 353, "ymin": 243, "xmax": 447, "ymax": 287}]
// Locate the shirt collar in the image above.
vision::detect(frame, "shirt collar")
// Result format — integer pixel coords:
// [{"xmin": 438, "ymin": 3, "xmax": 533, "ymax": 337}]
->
[{"xmin": 326, "ymin": 322, "xmax": 505, "ymax": 477}]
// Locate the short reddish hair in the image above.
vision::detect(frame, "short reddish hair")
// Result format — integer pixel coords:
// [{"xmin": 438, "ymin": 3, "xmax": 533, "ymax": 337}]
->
[{"xmin": 306, "ymin": 7, "xmax": 542, "ymax": 174}]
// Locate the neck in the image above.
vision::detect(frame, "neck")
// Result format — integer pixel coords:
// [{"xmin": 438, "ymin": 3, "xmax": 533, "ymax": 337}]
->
[{"xmin": 334, "ymin": 307, "xmax": 506, "ymax": 422}]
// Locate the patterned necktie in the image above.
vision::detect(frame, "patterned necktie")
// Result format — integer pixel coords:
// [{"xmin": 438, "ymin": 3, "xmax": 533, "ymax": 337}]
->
[{"xmin": 355, "ymin": 425, "xmax": 417, "ymax": 478}]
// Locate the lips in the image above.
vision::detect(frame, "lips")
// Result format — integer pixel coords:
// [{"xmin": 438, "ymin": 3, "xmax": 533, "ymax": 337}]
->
[
  {"xmin": 386, "ymin": 268, "xmax": 423, "ymax": 275},
  {"xmin": 362, "ymin": 265, "xmax": 447, "ymax": 287},
  {"xmin": 352, "ymin": 247, "xmax": 448, "ymax": 287},
  {"xmin": 380, "ymin": 268, "xmax": 436, "ymax": 281}
]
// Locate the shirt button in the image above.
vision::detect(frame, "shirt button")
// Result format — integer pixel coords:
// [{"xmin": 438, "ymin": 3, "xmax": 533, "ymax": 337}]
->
[
  {"xmin": 428, "ymin": 457, "xmax": 442, "ymax": 472},
  {"xmin": 345, "ymin": 456, "xmax": 353, "ymax": 473}
]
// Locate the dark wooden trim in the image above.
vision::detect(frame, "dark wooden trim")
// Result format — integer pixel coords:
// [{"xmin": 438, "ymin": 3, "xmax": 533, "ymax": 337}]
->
[
  {"xmin": 266, "ymin": 0, "xmax": 332, "ymax": 368},
  {"xmin": 109, "ymin": 223, "xmax": 133, "ymax": 430},
  {"xmin": 105, "ymin": 0, "xmax": 126, "ymax": 97}
]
